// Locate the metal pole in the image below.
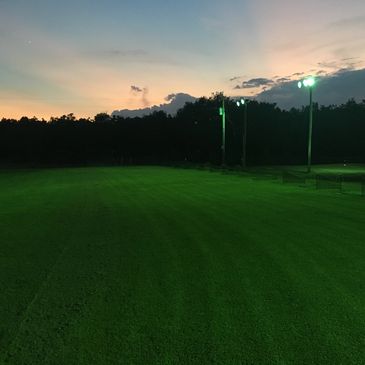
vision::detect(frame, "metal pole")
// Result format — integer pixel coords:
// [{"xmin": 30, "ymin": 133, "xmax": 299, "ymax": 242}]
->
[
  {"xmin": 242, "ymin": 102, "xmax": 248, "ymax": 169},
  {"xmin": 307, "ymin": 87, "xmax": 313, "ymax": 173},
  {"xmin": 222, "ymin": 97, "xmax": 226, "ymax": 166}
]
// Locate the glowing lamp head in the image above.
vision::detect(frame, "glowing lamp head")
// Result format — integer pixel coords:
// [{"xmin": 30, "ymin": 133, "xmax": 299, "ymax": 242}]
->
[
  {"xmin": 300, "ymin": 77, "xmax": 315, "ymax": 88},
  {"xmin": 236, "ymin": 101, "xmax": 240, "ymax": 107},
  {"xmin": 306, "ymin": 77, "xmax": 315, "ymax": 87}
]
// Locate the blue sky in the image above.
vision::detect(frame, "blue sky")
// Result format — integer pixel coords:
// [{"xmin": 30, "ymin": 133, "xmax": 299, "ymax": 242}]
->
[{"xmin": 0, "ymin": 0, "xmax": 364, "ymax": 118}]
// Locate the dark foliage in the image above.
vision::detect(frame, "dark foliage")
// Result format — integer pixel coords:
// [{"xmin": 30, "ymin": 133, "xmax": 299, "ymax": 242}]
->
[{"xmin": 1, "ymin": 97, "xmax": 364, "ymax": 166}]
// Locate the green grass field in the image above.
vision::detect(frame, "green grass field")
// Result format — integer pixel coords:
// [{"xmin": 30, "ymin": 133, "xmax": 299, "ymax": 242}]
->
[{"xmin": 1, "ymin": 166, "xmax": 365, "ymax": 364}]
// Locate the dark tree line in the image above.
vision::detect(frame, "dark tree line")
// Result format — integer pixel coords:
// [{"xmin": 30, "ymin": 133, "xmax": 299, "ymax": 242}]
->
[{"xmin": 1, "ymin": 94, "xmax": 364, "ymax": 167}]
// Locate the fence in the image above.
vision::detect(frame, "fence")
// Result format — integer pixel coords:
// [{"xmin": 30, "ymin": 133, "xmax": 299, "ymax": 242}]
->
[
  {"xmin": 315, "ymin": 174, "xmax": 343, "ymax": 192},
  {"xmin": 282, "ymin": 171, "xmax": 307, "ymax": 185},
  {"xmin": 316, "ymin": 174, "xmax": 365, "ymax": 196}
]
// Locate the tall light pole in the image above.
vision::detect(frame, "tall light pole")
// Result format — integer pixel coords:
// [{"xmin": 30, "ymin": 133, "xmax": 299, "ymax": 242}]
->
[
  {"xmin": 219, "ymin": 96, "xmax": 226, "ymax": 166},
  {"xmin": 236, "ymin": 98, "xmax": 248, "ymax": 169},
  {"xmin": 298, "ymin": 77, "xmax": 316, "ymax": 173}
]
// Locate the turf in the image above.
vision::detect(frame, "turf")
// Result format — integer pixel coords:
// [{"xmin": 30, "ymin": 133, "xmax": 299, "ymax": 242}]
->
[{"xmin": 0, "ymin": 166, "xmax": 365, "ymax": 364}]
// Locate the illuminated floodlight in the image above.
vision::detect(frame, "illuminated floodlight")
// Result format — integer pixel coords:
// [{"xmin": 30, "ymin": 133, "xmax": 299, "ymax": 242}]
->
[
  {"xmin": 219, "ymin": 107, "xmax": 223, "ymax": 116},
  {"xmin": 298, "ymin": 76, "xmax": 316, "ymax": 173},
  {"xmin": 299, "ymin": 77, "xmax": 315, "ymax": 88},
  {"xmin": 235, "ymin": 98, "xmax": 249, "ymax": 169},
  {"xmin": 306, "ymin": 77, "xmax": 315, "ymax": 87}
]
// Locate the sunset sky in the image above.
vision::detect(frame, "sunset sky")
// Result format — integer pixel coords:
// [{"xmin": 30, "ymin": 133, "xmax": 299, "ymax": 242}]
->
[{"xmin": 0, "ymin": 0, "xmax": 365, "ymax": 119}]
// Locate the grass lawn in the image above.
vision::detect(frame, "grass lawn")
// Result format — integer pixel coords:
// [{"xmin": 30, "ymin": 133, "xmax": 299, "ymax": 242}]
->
[{"xmin": 0, "ymin": 166, "xmax": 365, "ymax": 364}]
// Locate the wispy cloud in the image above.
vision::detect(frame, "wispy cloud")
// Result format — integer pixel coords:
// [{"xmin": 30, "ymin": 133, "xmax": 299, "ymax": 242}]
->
[
  {"xmin": 234, "ymin": 78, "xmax": 274, "ymax": 89},
  {"xmin": 229, "ymin": 76, "xmax": 244, "ymax": 82},
  {"xmin": 276, "ymin": 77, "xmax": 291, "ymax": 83},
  {"xmin": 328, "ymin": 15, "xmax": 365, "ymax": 29},
  {"xmin": 256, "ymin": 68, "xmax": 365, "ymax": 109},
  {"xmin": 130, "ymin": 85, "xmax": 149, "ymax": 107},
  {"xmin": 317, "ymin": 58, "xmax": 363, "ymax": 71},
  {"xmin": 316, "ymin": 70, "xmax": 328, "ymax": 76},
  {"xmin": 232, "ymin": 59, "xmax": 365, "ymax": 97},
  {"xmin": 130, "ymin": 85, "xmax": 143, "ymax": 93},
  {"xmin": 318, "ymin": 61, "xmax": 341, "ymax": 69},
  {"xmin": 92, "ymin": 48, "xmax": 182, "ymax": 66},
  {"xmin": 113, "ymin": 92, "xmax": 196, "ymax": 117},
  {"xmin": 107, "ymin": 49, "xmax": 147, "ymax": 57}
]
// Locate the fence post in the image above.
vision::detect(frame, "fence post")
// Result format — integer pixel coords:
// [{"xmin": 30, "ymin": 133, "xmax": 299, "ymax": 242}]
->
[
  {"xmin": 339, "ymin": 174, "xmax": 343, "ymax": 194},
  {"xmin": 315, "ymin": 174, "xmax": 320, "ymax": 189}
]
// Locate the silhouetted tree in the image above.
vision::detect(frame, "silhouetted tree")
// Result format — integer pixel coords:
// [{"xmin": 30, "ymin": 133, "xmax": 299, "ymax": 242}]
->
[
  {"xmin": 0, "ymin": 98, "xmax": 364, "ymax": 166},
  {"xmin": 94, "ymin": 113, "xmax": 111, "ymax": 124}
]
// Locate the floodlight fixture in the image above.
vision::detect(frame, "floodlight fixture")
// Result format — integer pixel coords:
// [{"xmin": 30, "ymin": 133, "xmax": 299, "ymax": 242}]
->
[
  {"xmin": 298, "ymin": 76, "xmax": 316, "ymax": 173},
  {"xmin": 219, "ymin": 98, "xmax": 226, "ymax": 166},
  {"xmin": 236, "ymin": 98, "xmax": 249, "ymax": 169},
  {"xmin": 298, "ymin": 76, "xmax": 315, "ymax": 89}
]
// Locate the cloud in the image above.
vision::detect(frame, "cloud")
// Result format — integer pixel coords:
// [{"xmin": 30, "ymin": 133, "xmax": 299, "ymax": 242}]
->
[
  {"xmin": 130, "ymin": 85, "xmax": 143, "ymax": 93},
  {"xmin": 164, "ymin": 93, "xmax": 177, "ymax": 102},
  {"xmin": 334, "ymin": 67, "xmax": 356, "ymax": 75},
  {"xmin": 130, "ymin": 85, "xmax": 149, "ymax": 107},
  {"xmin": 318, "ymin": 59, "xmax": 363, "ymax": 72},
  {"xmin": 318, "ymin": 61, "xmax": 341, "ymax": 69},
  {"xmin": 341, "ymin": 57, "xmax": 359, "ymax": 62},
  {"xmin": 0, "ymin": 18, "xmax": 137, "ymax": 117},
  {"xmin": 141, "ymin": 88, "xmax": 149, "ymax": 108},
  {"xmin": 112, "ymin": 93, "xmax": 197, "ymax": 118},
  {"xmin": 93, "ymin": 48, "xmax": 181, "ymax": 66},
  {"xmin": 234, "ymin": 78, "xmax": 274, "ymax": 89},
  {"xmin": 256, "ymin": 68, "xmax": 365, "ymax": 109},
  {"xmin": 229, "ymin": 76, "xmax": 243, "ymax": 82},
  {"xmin": 107, "ymin": 49, "xmax": 148, "ymax": 58},
  {"xmin": 276, "ymin": 77, "xmax": 291, "ymax": 83},
  {"xmin": 329, "ymin": 15, "xmax": 365, "ymax": 29},
  {"xmin": 273, "ymin": 13, "xmax": 365, "ymax": 62}
]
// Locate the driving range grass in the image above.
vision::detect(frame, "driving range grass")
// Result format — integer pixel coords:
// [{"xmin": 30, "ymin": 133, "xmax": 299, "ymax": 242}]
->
[{"xmin": 0, "ymin": 166, "xmax": 365, "ymax": 364}]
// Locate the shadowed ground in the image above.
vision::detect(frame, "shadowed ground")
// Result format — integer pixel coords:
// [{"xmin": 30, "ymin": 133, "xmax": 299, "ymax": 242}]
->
[{"xmin": 0, "ymin": 166, "xmax": 364, "ymax": 364}]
